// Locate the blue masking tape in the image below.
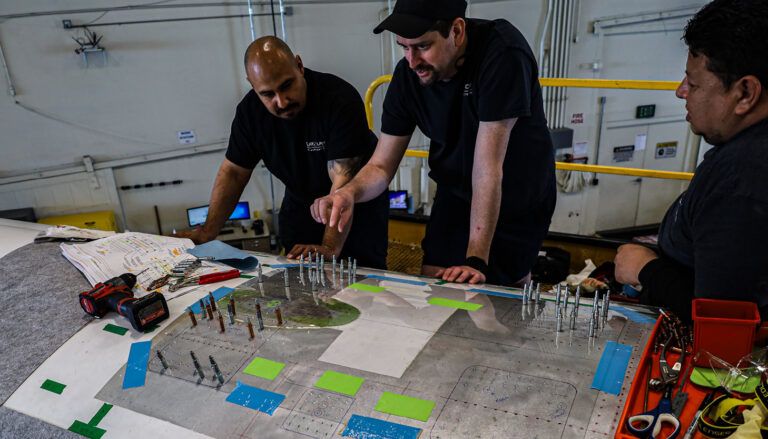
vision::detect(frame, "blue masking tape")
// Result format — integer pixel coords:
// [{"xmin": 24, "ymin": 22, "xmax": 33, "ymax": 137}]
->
[
  {"xmin": 591, "ymin": 341, "xmax": 633, "ymax": 395},
  {"xmin": 365, "ymin": 275, "xmax": 427, "ymax": 286},
  {"xmin": 226, "ymin": 381, "xmax": 285, "ymax": 415},
  {"xmin": 468, "ymin": 288, "xmax": 522, "ymax": 300},
  {"xmin": 122, "ymin": 341, "xmax": 152, "ymax": 389},
  {"xmin": 612, "ymin": 306, "xmax": 657, "ymax": 324},
  {"xmin": 187, "ymin": 287, "xmax": 235, "ymax": 314},
  {"xmin": 342, "ymin": 415, "xmax": 421, "ymax": 439},
  {"xmin": 268, "ymin": 264, "xmax": 300, "ymax": 269}
]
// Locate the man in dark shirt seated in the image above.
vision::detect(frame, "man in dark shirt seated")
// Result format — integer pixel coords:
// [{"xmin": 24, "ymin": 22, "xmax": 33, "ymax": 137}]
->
[
  {"xmin": 178, "ymin": 36, "xmax": 388, "ymax": 268},
  {"xmin": 614, "ymin": 0, "xmax": 768, "ymax": 320}
]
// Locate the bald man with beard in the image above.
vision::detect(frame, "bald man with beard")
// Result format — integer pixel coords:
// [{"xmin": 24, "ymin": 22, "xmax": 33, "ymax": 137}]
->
[{"xmin": 180, "ymin": 37, "xmax": 388, "ymax": 268}]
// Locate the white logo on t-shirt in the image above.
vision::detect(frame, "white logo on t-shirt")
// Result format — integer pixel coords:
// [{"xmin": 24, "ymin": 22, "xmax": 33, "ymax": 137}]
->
[
  {"xmin": 306, "ymin": 141, "xmax": 326, "ymax": 152},
  {"xmin": 463, "ymin": 83, "xmax": 473, "ymax": 96}
]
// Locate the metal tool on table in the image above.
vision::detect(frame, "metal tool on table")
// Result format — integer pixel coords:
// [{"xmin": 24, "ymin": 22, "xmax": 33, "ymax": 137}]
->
[{"xmin": 168, "ymin": 269, "xmax": 241, "ymax": 292}]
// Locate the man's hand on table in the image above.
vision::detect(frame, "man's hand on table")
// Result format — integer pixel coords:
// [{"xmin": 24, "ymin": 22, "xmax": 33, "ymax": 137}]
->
[
  {"xmin": 173, "ymin": 227, "xmax": 216, "ymax": 245},
  {"xmin": 435, "ymin": 265, "xmax": 486, "ymax": 284},
  {"xmin": 614, "ymin": 244, "xmax": 659, "ymax": 286},
  {"xmin": 286, "ymin": 244, "xmax": 339, "ymax": 260}
]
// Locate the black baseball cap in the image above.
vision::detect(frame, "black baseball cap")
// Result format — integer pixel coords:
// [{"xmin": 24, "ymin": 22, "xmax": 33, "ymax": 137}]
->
[{"xmin": 373, "ymin": 0, "xmax": 468, "ymax": 39}]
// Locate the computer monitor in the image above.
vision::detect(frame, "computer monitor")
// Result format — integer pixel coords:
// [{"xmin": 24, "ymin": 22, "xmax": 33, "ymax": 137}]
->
[
  {"xmin": 187, "ymin": 201, "xmax": 250, "ymax": 227},
  {"xmin": 388, "ymin": 190, "xmax": 408, "ymax": 210}
]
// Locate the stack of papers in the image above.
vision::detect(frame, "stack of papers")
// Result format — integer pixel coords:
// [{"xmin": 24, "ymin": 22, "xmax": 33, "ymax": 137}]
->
[
  {"xmin": 34, "ymin": 225, "xmax": 116, "ymax": 243},
  {"xmin": 60, "ymin": 232, "xmax": 229, "ymax": 295}
]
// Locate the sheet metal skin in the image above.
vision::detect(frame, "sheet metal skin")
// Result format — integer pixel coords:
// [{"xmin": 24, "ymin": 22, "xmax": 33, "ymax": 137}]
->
[{"xmin": 96, "ymin": 263, "xmax": 654, "ymax": 438}]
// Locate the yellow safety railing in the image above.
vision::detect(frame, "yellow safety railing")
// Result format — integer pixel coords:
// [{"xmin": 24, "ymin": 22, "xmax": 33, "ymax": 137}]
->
[{"xmin": 364, "ymin": 75, "xmax": 693, "ymax": 181}]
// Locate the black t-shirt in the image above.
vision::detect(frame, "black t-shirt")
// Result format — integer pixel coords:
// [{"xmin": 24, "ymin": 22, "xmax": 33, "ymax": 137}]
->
[
  {"xmin": 381, "ymin": 18, "xmax": 555, "ymax": 223},
  {"xmin": 226, "ymin": 68, "xmax": 378, "ymax": 205},
  {"xmin": 639, "ymin": 118, "xmax": 768, "ymax": 319}
]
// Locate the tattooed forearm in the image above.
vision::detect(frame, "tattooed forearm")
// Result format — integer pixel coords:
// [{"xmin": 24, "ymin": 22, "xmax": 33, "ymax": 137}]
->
[{"xmin": 327, "ymin": 156, "xmax": 364, "ymax": 178}]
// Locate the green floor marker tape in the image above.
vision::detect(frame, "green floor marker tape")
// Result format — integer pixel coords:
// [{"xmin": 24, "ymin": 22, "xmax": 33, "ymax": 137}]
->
[
  {"xmin": 348, "ymin": 283, "xmax": 385, "ymax": 293},
  {"xmin": 40, "ymin": 379, "xmax": 66, "ymax": 395},
  {"xmin": 434, "ymin": 280, "xmax": 448, "ymax": 285},
  {"xmin": 68, "ymin": 420, "xmax": 106, "ymax": 439},
  {"xmin": 102, "ymin": 324, "xmax": 128, "ymax": 336},
  {"xmin": 314, "ymin": 370, "xmax": 365, "ymax": 396},
  {"xmin": 243, "ymin": 357, "xmax": 286, "ymax": 381},
  {"xmin": 427, "ymin": 297, "xmax": 483, "ymax": 311},
  {"xmin": 88, "ymin": 403, "xmax": 113, "ymax": 427},
  {"xmin": 375, "ymin": 391, "xmax": 435, "ymax": 422}
]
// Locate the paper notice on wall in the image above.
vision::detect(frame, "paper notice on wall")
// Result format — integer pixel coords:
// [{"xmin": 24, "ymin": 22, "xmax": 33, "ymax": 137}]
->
[
  {"xmin": 634, "ymin": 133, "xmax": 647, "ymax": 151},
  {"xmin": 573, "ymin": 142, "xmax": 588, "ymax": 158},
  {"xmin": 177, "ymin": 130, "xmax": 197, "ymax": 145}
]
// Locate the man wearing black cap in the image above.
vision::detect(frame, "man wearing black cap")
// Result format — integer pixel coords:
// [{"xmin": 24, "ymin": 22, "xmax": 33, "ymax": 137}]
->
[{"xmin": 311, "ymin": 0, "xmax": 555, "ymax": 286}]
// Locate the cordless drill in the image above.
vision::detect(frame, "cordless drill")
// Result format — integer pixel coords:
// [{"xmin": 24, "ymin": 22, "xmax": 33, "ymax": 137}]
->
[{"xmin": 79, "ymin": 273, "xmax": 169, "ymax": 332}]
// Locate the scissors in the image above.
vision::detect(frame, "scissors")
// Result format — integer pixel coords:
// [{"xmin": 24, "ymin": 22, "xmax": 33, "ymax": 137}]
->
[{"xmin": 627, "ymin": 385, "xmax": 681, "ymax": 438}]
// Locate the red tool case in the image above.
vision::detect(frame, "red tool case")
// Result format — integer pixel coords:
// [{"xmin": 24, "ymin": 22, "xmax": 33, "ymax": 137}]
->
[{"xmin": 615, "ymin": 316, "xmax": 710, "ymax": 438}]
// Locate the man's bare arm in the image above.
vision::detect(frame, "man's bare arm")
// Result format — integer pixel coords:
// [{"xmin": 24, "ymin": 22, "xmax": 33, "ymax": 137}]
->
[
  {"xmin": 177, "ymin": 159, "xmax": 252, "ymax": 244},
  {"xmin": 286, "ymin": 156, "xmax": 365, "ymax": 259},
  {"xmin": 311, "ymin": 133, "xmax": 412, "ymax": 232},
  {"xmin": 437, "ymin": 119, "xmax": 516, "ymax": 284},
  {"xmin": 467, "ymin": 119, "xmax": 516, "ymax": 260}
]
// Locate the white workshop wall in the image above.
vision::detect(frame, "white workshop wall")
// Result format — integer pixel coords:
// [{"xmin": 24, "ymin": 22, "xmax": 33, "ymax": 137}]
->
[{"xmin": 0, "ymin": 0, "xmax": 705, "ymax": 235}]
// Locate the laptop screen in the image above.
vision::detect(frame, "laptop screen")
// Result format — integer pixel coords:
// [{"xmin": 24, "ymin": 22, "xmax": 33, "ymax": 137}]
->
[
  {"xmin": 187, "ymin": 201, "xmax": 250, "ymax": 227},
  {"xmin": 389, "ymin": 191, "xmax": 408, "ymax": 210}
]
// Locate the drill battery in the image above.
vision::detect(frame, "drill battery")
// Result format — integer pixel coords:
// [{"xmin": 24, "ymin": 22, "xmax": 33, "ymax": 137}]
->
[{"xmin": 79, "ymin": 273, "xmax": 169, "ymax": 332}]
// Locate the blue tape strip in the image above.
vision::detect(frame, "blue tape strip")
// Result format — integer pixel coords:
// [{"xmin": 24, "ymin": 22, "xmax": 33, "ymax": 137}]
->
[
  {"xmin": 187, "ymin": 287, "xmax": 235, "ymax": 314},
  {"xmin": 269, "ymin": 264, "xmax": 300, "ymax": 269},
  {"xmin": 225, "ymin": 381, "xmax": 285, "ymax": 415},
  {"xmin": 613, "ymin": 306, "xmax": 657, "ymax": 324},
  {"xmin": 342, "ymin": 415, "xmax": 422, "ymax": 439},
  {"xmin": 591, "ymin": 341, "xmax": 633, "ymax": 395},
  {"xmin": 468, "ymin": 288, "xmax": 522, "ymax": 300},
  {"xmin": 365, "ymin": 275, "xmax": 427, "ymax": 286},
  {"xmin": 122, "ymin": 341, "xmax": 152, "ymax": 389}
]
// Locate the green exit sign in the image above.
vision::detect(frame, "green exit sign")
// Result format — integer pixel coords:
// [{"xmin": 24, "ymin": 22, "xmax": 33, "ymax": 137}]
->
[{"xmin": 636, "ymin": 104, "xmax": 656, "ymax": 119}]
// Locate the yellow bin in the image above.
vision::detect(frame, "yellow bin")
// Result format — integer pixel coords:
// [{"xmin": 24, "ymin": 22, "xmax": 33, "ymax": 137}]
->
[{"xmin": 38, "ymin": 210, "xmax": 118, "ymax": 232}]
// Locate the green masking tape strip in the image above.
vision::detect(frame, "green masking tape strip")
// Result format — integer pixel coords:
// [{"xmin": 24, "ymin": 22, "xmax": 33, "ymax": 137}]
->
[
  {"xmin": 348, "ymin": 283, "xmax": 386, "ymax": 293},
  {"xmin": 102, "ymin": 324, "xmax": 128, "ymax": 336},
  {"xmin": 434, "ymin": 280, "xmax": 448, "ymax": 285},
  {"xmin": 243, "ymin": 357, "xmax": 286, "ymax": 381},
  {"xmin": 68, "ymin": 420, "xmax": 106, "ymax": 439},
  {"xmin": 88, "ymin": 403, "xmax": 113, "ymax": 427},
  {"xmin": 314, "ymin": 370, "xmax": 365, "ymax": 396},
  {"xmin": 40, "ymin": 379, "xmax": 66, "ymax": 395},
  {"xmin": 375, "ymin": 391, "xmax": 436, "ymax": 422},
  {"xmin": 427, "ymin": 297, "xmax": 483, "ymax": 311}
]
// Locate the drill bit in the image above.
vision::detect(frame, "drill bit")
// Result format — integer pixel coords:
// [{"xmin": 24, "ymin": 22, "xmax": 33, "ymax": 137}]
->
[
  {"xmin": 339, "ymin": 260, "xmax": 345, "ymax": 285},
  {"xmin": 320, "ymin": 255, "xmax": 326, "ymax": 287},
  {"xmin": 352, "ymin": 259, "xmax": 357, "ymax": 280},
  {"xmin": 247, "ymin": 317, "xmax": 255, "ymax": 339},
  {"xmin": 230, "ymin": 296, "xmax": 236, "ymax": 316},
  {"xmin": 208, "ymin": 292, "xmax": 217, "ymax": 312},
  {"xmin": 332, "ymin": 254, "xmax": 336, "ymax": 286},
  {"xmin": 209, "ymin": 355, "xmax": 224, "ymax": 385},
  {"xmin": 188, "ymin": 309, "xmax": 197, "ymax": 327},
  {"xmin": 588, "ymin": 315, "xmax": 596, "ymax": 338},
  {"xmin": 257, "ymin": 263, "xmax": 263, "ymax": 283},
  {"xmin": 206, "ymin": 303, "xmax": 214, "ymax": 320},
  {"xmin": 255, "ymin": 300, "xmax": 264, "ymax": 331},
  {"xmin": 227, "ymin": 303, "xmax": 235, "ymax": 325},
  {"xmin": 156, "ymin": 350, "xmax": 169, "ymax": 369},
  {"xmin": 199, "ymin": 299, "xmax": 207, "ymax": 320},
  {"xmin": 217, "ymin": 310, "xmax": 225, "ymax": 333},
  {"xmin": 555, "ymin": 285, "xmax": 562, "ymax": 311},
  {"xmin": 190, "ymin": 351, "xmax": 205, "ymax": 379},
  {"xmin": 556, "ymin": 308, "xmax": 563, "ymax": 332},
  {"xmin": 283, "ymin": 268, "xmax": 289, "ymax": 287},
  {"xmin": 275, "ymin": 307, "xmax": 283, "ymax": 326},
  {"xmin": 535, "ymin": 283, "xmax": 541, "ymax": 302}
]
